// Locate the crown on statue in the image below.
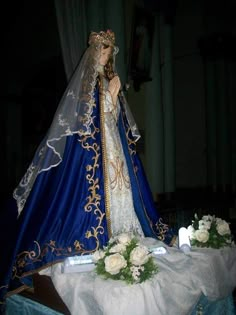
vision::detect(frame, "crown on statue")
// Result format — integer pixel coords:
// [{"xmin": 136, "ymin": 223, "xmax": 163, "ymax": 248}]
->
[{"xmin": 89, "ymin": 29, "xmax": 115, "ymax": 47}]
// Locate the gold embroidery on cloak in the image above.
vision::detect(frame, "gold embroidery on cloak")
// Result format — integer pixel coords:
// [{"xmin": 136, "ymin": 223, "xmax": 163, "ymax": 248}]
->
[{"xmin": 12, "ymin": 83, "xmax": 108, "ymax": 279}]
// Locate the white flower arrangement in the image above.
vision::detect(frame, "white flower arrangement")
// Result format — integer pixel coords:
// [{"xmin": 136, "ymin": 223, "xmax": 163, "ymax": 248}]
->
[
  {"xmin": 92, "ymin": 233, "xmax": 159, "ymax": 284},
  {"xmin": 187, "ymin": 213, "xmax": 234, "ymax": 249}
]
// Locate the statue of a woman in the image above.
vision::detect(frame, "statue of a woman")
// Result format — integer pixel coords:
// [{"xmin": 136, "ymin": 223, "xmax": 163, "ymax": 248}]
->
[{"xmin": 0, "ymin": 30, "xmax": 175, "ymax": 304}]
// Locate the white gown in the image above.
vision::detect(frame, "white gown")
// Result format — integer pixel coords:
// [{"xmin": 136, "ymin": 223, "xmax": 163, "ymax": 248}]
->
[{"xmin": 103, "ymin": 77, "xmax": 144, "ymax": 236}]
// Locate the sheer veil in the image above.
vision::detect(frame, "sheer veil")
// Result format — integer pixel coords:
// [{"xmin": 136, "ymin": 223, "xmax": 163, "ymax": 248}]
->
[{"xmin": 13, "ymin": 34, "xmax": 140, "ymax": 217}]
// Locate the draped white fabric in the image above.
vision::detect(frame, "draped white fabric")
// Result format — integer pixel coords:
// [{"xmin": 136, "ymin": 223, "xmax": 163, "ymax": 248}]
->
[{"xmin": 41, "ymin": 239, "xmax": 236, "ymax": 315}]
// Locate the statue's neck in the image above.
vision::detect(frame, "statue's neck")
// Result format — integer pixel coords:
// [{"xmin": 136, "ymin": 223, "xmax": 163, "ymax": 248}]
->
[{"xmin": 97, "ymin": 64, "xmax": 104, "ymax": 75}]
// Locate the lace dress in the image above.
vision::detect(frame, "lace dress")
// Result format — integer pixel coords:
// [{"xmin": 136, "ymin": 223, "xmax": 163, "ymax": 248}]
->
[{"xmin": 103, "ymin": 77, "xmax": 144, "ymax": 236}]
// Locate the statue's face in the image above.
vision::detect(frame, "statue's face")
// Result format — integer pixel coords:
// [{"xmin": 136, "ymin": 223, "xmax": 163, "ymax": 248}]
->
[{"xmin": 99, "ymin": 46, "xmax": 112, "ymax": 66}]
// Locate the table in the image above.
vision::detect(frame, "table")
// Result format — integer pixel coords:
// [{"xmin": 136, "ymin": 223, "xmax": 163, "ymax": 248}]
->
[{"xmin": 39, "ymin": 237, "xmax": 236, "ymax": 315}]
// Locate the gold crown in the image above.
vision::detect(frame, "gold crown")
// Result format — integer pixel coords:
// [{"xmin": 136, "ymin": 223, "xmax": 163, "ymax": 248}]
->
[{"xmin": 89, "ymin": 30, "xmax": 115, "ymax": 47}]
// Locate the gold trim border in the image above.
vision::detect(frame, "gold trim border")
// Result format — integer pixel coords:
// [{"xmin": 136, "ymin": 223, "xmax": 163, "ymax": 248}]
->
[{"xmin": 99, "ymin": 75, "xmax": 111, "ymax": 237}]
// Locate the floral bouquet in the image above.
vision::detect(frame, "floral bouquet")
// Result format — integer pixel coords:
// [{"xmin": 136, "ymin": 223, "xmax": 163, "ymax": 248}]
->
[
  {"xmin": 92, "ymin": 233, "xmax": 159, "ymax": 284},
  {"xmin": 187, "ymin": 213, "xmax": 233, "ymax": 249}
]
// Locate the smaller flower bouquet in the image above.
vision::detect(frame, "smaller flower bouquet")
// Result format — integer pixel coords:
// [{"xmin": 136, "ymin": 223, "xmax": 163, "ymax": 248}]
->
[
  {"xmin": 187, "ymin": 213, "xmax": 234, "ymax": 249},
  {"xmin": 92, "ymin": 233, "xmax": 159, "ymax": 284}
]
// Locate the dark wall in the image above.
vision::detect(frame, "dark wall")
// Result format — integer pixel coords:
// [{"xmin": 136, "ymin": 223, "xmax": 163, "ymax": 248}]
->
[{"xmin": 2, "ymin": 1, "xmax": 67, "ymax": 198}]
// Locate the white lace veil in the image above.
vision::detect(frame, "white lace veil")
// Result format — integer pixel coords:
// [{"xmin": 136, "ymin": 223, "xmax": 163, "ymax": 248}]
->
[{"xmin": 13, "ymin": 31, "xmax": 140, "ymax": 216}]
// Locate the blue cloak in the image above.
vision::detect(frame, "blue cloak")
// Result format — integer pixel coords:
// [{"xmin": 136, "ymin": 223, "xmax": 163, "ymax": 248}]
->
[{"xmin": 0, "ymin": 85, "xmax": 175, "ymax": 306}]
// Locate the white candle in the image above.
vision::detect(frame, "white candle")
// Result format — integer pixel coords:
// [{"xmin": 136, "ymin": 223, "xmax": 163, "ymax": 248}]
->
[{"xmin": 178, "ymin": 227, "xmax": 191, "ymax": 253}]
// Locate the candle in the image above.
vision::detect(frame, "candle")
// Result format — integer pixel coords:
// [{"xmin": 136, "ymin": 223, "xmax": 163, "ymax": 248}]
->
[{"xmin": 178, "ymin": 227, "xmax": 191, "ymax": 253}]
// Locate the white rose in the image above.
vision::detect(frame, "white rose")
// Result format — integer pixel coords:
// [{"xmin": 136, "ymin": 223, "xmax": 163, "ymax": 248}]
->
[
  {"xmin": 109, "ymin": 244, "xmax": 126, "ymax": 254},
  {"xmin": 130, "ymin": 246, "xmax": 149, "ymax": 266},
  {"xmin": 92, "ymin": 249, "xmax": 105, "ymax": 262},
  {"xmin": 104, "ymin": 253, "xmax": 127, "ymax": 275},
  {"xmin": 116, "ymin": 233, "xmax": 132, "ymax": 245},
  {"xmin": 187, "ymin": 225, "xmax": 196, "ymax": 240},
  {"xmin": 195, "ymin": 229, "xmax": 209, "ymax": 243},
  {"xmin": 216, "ymin": 220, "xmax": 231, "ymax": 236},
  {"xmin": 216, "ymin": 217, "xmax": 222, "ymax": 223}
]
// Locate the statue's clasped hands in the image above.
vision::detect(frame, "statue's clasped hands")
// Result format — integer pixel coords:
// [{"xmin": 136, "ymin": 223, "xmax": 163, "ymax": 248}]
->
[{"xmin": 108, "ymin": 75, "xmax": 121, "ymax": 106}]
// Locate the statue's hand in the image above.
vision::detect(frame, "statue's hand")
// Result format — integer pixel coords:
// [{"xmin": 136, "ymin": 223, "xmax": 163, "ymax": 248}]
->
[{"xmin": 108, "ymin": 76, "xmax": 121, "ymax": 105}]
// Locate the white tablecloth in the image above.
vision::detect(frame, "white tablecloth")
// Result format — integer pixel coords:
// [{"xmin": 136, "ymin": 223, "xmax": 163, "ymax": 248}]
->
[{"xmin": 40, "ymin": 238, "xmax": 236, "ymax": 315}]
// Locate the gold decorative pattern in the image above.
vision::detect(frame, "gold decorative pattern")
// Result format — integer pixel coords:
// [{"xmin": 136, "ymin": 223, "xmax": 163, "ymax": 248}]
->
[
  {"xmin": 110, "ymin": 157, "xmax": 130, "ymax": 190},
  {"xmin": 11, "ymin": 84, "xmax": 109, "ymax": 280},
  {"xmin": 155, "ymin": 218, "xmax": 170, "ymax": 241},
  {"xmin": 77, "ymin": 93, "xmax": 106, "ymax": 247},
  {"xmin": 79, "ymin": 127, "xmax": 101, "ymax": 213},
  {"xmin": 99, "ymin": 75, "xmax": 112, "ymax": 237},
  {"xmin": 126, "ymin": 127, "xmax": 137, "ymax": 156},
  {"xmin": 13, "ymin": 239, "xmax": 89, "ymax": 279}
]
